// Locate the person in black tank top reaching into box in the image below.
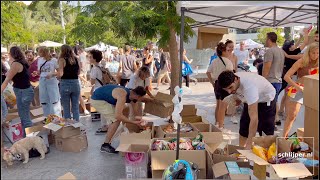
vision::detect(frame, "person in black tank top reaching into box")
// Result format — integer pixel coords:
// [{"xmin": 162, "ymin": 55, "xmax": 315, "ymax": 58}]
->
[
  {"xmin": 1, "ymin": 46, "xmax": 34, "ymax": 137},
  {"xmin": 58, "ymin": 45, "xmax": 81, "ymax": 121}
]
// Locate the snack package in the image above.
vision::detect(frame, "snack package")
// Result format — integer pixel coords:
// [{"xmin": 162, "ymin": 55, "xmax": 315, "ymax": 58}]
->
[
  {"xmin": 309, "ymin": 67, "xmax": 319, "ymax": 75},
  {"xmin": 286, "ymin": 83, "xmax": 303, "ymax": 98},
  {"xmin": 267, "ymin": 143, "xmax": 276, "ymax": 163},
  {"xmin": 252, "ymin": 145, "xmax": 268, "ymax": 161}
]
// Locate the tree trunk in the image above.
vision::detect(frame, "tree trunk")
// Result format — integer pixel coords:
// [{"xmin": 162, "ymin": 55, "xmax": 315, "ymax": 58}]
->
[
  {"xmin": 168, "ymin": 24, "xmax": 179, "ymax": 96},
  {"xmin": 59, "ymin": 1, "xmax": 66, "ymax": 44}
]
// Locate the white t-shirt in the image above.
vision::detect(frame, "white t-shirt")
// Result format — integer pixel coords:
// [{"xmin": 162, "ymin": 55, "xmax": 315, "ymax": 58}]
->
[
  {"xmin": 207, "ymin": 57, "xmax": 234, "ymax": 81},
  {"xmin": 126, "ymin": 73, "xmax": 150, "ymax": 89},
  {"xmin": 90, "ymin": 65, "xmax": 103, "ymax": 91},
  {"xmin": 38, "ymin": 57, "xmax": 58, "ymax": 77},
  {"xmin": 235, "ymin": 72, "xmax": 276, "ymax": 105},
  {"xmin": 234, "ymin": 49, "xmax": 249, "ymax": 64},
  {"xmin": 79, "ymin": 52, "xmax": 88, "ymax": 73}
]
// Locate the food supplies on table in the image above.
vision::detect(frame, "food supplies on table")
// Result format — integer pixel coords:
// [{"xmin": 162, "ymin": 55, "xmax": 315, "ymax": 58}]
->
[
  {"xmin": 163, "ymin": 123, "xmax": 193, "ymax": 134},
  {"xmin": 151, "ymin": 134, "xmax": 205, "ymax": 151}
]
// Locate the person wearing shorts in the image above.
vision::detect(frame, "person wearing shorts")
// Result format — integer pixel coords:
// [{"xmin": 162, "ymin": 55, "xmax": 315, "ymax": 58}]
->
[
  {"xmin": 90, "ymin": 84, "xmax": 147, "ymax": 153},
  {"xmin": 218, "ymin": 71, "xmax": 276, "ymax": 149}
]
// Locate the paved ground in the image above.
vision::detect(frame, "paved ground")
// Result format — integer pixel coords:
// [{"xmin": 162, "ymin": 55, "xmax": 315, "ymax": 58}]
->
[{"xmin": 1, "ymin": 82, "xmax": 305, "ymax": 180}]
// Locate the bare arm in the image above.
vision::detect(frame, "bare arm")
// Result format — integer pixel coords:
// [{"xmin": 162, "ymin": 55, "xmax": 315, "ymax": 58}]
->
[
  {"xmin": 293, "ymin": 35, "xmax": 303, "ymax": 50},
  {"xmin": 206, "ymin": 72, "xmax": 214, "ymax": 86},
  {"xmin": 284, "ymin": 51, "xmax": 303, "ymax": 60},
  {"xmin": 299, "ymin": 30, "xmax": 309, "ymax": 51},
  {"xmin": 234, "ymin": 55, "xmax": 238, "ymax": 72},
  {"xmin": 57, "ymin": 58, "xmax": 65, "ymax": 78},
  {"xmin": 113, "ymin": 88, "xmax": 141, "ymax": 124},
  {"xmin": 1, "ymin": 62, "xmax": 21, "ymax": 92},
  {"xmin": 117, "ymin": 59, "xmax": 123, "ymax": 75},
  {"xmin": 183, "ymin": 55, "xmax": 193, "ymax": 64},
  {"xmin": 284, "ymin": 59, "xmax": 304, "ymax": 91},
  {"xmin": 262, "ymin": 61, "xmax": 272, "ymax": 78},
  {"xmin": 245, "ymin": 102, "xmax": 259, "ymax": 149}
]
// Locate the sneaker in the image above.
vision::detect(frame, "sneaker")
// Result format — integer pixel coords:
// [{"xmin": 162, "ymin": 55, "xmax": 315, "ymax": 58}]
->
[
  {"xmin": 100, "ymin": 143, "xmax": 118, "ymax": 154},
  {"xmin": 275, "ymin": 120, "xmax": 281, "ymax": 126},
  {"xmin": 230, "ymin": 116, "xmax": 238, "ymax": 124},
  {"xmin": 95, "ymin": 128, "xmax": 108, "ymax": 135},
  {"xmin": 84, "ymin": 110, "xmax": 90, "ymax": 115}
]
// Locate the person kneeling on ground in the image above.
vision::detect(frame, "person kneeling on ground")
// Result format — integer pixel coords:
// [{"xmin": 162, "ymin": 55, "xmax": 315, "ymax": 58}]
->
[
  {"xmin": 217, "ymin": 70, "xmax": 276, "ymax": 149},
  {"xmin": 90, "ymin": 84, "xmax": 147, "ymax": 153}
]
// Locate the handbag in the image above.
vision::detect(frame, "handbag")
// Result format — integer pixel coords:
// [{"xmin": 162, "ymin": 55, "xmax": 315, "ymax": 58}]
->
[{"xmin": 182, "ymin": 61, "xmax": 193, "ymax": 76}]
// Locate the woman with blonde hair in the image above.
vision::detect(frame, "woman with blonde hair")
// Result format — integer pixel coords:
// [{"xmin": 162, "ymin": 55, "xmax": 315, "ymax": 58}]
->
[
  {"xmin": 283, "ymin": 42, "xmax": 319, "ymax": 137},
  {"xmin": 58, "ymin": 45, "xmax": 80, "ymax": 121},
  {"xmin": 36, "ymin": 46, "xmax": 62, "ymax": 117}
]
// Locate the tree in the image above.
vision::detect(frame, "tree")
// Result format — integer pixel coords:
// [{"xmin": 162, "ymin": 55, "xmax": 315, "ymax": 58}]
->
[
  {"xmin": 82, "ymin": 1, "xmax": 195, "ymax": 95},
  {"xmin": 284, "ymin": 27, "xmax": 291, "ymax": 41},
  {"xmin": 257, "ymin": 27, "xmax": 285, "ymax": 46}
]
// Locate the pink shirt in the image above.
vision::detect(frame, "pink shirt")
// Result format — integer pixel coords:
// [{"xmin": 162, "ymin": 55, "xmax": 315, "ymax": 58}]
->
[{"xmin": 29, "ymin": 58, "xmax": 40, "ymax": 82}]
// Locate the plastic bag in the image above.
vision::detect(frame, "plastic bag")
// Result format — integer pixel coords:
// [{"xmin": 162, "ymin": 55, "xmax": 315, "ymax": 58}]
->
[
  {"xmin": 3, "ymin": 84, "xmax": 16, "ymax": 108},
  {"xmin": 252, "ymin": 145, "xmax": 268, "ymax": 161}
]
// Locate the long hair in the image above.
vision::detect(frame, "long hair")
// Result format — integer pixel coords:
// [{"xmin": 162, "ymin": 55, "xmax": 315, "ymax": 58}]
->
[
  {"xmin": 302, "ymin": 42, "xmax": 319, "ymax": 67},
  {"xmin": 59, "ymin": 44, "xmax": 76, "ymax": 65},
  {"xmin": 38, "ymin": 46, "xmax": 51, "ymax": 61},
  {"xmin": 9, "ymin": 46, "xmax": 29, "ymax": 68}
]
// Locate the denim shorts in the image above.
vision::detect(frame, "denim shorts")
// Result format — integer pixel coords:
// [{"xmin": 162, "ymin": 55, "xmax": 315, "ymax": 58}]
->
[{"xmin": 289, "ymin": 90, "xmax": 303, "ymax": 104}]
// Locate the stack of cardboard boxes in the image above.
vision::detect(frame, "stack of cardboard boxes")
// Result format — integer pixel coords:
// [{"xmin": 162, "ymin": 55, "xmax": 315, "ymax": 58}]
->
[{"xmin": 302, "ymin": 74, "xmax": 319, "ymax": 159}]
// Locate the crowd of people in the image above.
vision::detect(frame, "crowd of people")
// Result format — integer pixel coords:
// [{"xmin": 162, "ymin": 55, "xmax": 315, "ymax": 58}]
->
[
  {"xmin": 1, "ymin": 28, "xmax": 318, "ymax": 153},
  {"xmin": 208, "ymin": 29, "xmax": 318, "ymax": 149}
]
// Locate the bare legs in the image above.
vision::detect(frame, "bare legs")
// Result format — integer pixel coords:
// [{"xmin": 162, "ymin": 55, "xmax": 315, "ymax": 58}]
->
[{"xmin": 282, "ymin": 100, "xmax": 301, "ymax": 137}]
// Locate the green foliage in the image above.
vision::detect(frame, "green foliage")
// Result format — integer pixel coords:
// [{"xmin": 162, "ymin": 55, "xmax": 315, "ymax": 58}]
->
[{"xmin": 257, "ymin": 27, "xmax": 285, "ymax": 46}]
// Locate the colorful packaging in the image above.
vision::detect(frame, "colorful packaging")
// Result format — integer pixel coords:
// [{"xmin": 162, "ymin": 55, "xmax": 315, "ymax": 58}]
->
[
  {"xmin": 252, "ymin": 145, "xmax": 268, "ymax": 161},
  {"xmin": 287, "ymin": 83, "xmax": 303, "ymax": 98},
  {"xmin": 267, "ymin": 142, "xmax": 276, "ymax": 163}
]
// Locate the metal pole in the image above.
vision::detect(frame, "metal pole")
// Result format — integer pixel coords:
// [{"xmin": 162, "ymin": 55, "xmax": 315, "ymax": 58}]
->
[
  {"xmin": 176, "ymin": 6, "xmax": 185, "ymax": 161},
  {"xmin": 273, "ymin": 6, "xmax": 276, "ymax": 27}
]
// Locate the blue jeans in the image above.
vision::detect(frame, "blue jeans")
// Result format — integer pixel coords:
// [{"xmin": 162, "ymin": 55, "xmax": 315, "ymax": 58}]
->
[
  {"xmin": 39, "ymin": 77, "xmax": 62, "ymax": 117},
  {"xmin": 13, "ymin": 86, "xmax": 34, "ymax": 137},
  {"xmin": 1, "ymin": 95, "xmax": 8, "ymax": 122},
  {"xmin": 60, "ymin": 79, "xmax": 80, "ymax": 121},
  {"xmin": 271, "ymin": 83, "xmax": 282, "ymax": 102}
]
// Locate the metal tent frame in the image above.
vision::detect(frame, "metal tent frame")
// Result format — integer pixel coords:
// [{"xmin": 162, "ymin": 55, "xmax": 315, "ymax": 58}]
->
[{"xmin": 175, "ymin": 3, "xmax": 319, "ymax": 160}]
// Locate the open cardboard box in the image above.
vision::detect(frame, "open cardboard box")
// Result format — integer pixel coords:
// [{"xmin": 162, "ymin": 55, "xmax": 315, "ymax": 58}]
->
[
  {"xmin": 155, "ymin": 123, "xmax": 199, "ymax": 138},
  {"xmin": 44, "ymin": 122, "xmax": 83, "ymax": 139},
  {"xmin": 304, "ymin": 106, "xmax": 319, "ymax": 159},
  {"xmin": 144, "ymin": 92, "xmax": 174, "ymax": 118},
  {"xmin": 150, "ymin": 132, "xmax": 222, "ymax": 179},
  {"xmin": 123, "ymin": 122, "xmax": 155, "ymax": 139},
  {"xmin": 55, "ymin": 133, "xmax": 88, "ymax": 153},
  {"xmin": 25, "ymin": 124, "xmax": 50, "ymax": 147},
  {"xmin": 303, "ymin": 74, "xmax": 319, "ymax": 111},
  {"xmin": 237, "ymin": 135, "xmax": 312, "ymax": 179},
  {"xmin": 212, "ymin": 161, "xmax": 251, "ymax": 179},
  {"xmin": 116, "ymin": 128, "xmax": 153, "ymax": 179}
]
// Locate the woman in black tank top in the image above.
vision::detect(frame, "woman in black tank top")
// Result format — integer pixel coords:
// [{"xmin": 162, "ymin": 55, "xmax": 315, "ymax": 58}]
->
[
  {"xmin": 58, "ymin": 45, "xmax": 81, "ymax": 121},
  {"xmin": 1, "ymin": 46, "xmax": 34, "ymax": 137}
]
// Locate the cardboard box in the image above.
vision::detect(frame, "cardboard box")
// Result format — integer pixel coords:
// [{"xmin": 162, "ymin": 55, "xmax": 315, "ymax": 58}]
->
[
  {"xmin": 3, "ymin": 117, "xmax": 23, "ymax": 143},
  {"xmin": 144, "ymin": 92, "xmax": 174, "ymax": 118},
  {"xmin": 44, "ymin": 123, "xmax": 83, "ymax": 138},
  {"xmin": 212, "ymin": 161, "xmax": 251, "ymax": 179},
  {"xmin": 190, "ymin": 122, "xmax": 221, "ymax": 133},
  {"xmin": 150, "ymin": 132, "xmax": 221, "ymax": 179},
  {"xmin": 25, "ymin": 125, "xmax": 50, "ymax": 147},
  {"xmin": 55, "ymin": 134, "xmax": 88, "ymax": 152},
  {"xmin": 237, "ymin": 135, "xmax": 312, "ymax": 179},
  {"xmin": 182, "ymin": 115, "xmax": 203, "ymax": 123},
  {"xmin": 303, "ymin": 74, "xmax": 319, "ymax": 111},
  {"xmin": 181, "ymin": 105, "xmax": 197, "ymax": 116},
  {"xmin": 297, "ymin": 128, "xmax": 304, "ymax": 141},
  {"xmin": 57, "ymin": 172, "xmax": 76, "ymax": 180},
  {"xmin": 122, "ymin": 122, "xmax": 155, "ymax": 140},
  {"xmin": 155, "ymin": 123, "xmax": 198, "ymax": 138},
  {"xmin": 304, "ymin": 107, "xmax": 319, "ymax": 158}
]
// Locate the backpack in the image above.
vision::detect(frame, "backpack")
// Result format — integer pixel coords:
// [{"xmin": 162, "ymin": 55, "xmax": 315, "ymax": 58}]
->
[{"xmin": 96, "ymin": 66, "xmax": 117, "ymax": 86}]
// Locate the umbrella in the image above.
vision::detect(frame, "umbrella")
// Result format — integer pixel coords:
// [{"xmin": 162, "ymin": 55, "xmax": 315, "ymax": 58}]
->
[
  {"xmin": 39, "ymin": 41, "xmax": 63, "ymax": 47},
  {"xmin": 236, "ymin": 39, "xmax": 264, "ymax": 49}
]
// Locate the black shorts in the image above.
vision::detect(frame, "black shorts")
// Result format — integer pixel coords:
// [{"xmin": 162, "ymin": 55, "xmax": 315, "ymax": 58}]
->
[
  {"xmin": 239, "ymin": 99, "xmax": 276, "ymax": 138},
  {"xmin": 214, "ymin": 80, "xmax": 230, "ymax": 100}
]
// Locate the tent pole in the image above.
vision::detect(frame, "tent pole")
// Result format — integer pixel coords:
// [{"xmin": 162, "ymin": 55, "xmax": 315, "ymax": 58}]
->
[
  {"xmin": 176, "ymin": 6, "xmax": 185, "ymax": 161},
  {"xmin": 273, "ymin": 6, "xmax": 276, "ymax": 27}
]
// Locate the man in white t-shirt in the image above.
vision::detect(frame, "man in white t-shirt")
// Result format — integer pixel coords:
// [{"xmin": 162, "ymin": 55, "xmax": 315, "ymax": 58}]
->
[
  {"xmin": 234, "ymin": 41, "xmax": 249, "ymax": 65},
  {"xmin": 217, "ymin": 71, "xmax": 276, "ymax": 149},
  {"xmin": 88, "ymin": 50, "xmax": 103, "ymax": 93}
]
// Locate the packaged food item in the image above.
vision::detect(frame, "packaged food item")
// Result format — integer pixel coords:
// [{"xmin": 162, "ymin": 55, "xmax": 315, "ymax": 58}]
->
[
  {"xmin": 252, "ymin": 145, "xmax": 268, "ymax": 161},
  {"xmin": 286, "ymin": 83, "xmax": 303, "ymax": 98},
  {"xmin": 309, "ymin": 67, "xmax": 319, "ymax": 75},
  {"xmin": 214, "ymin": 142, "xmax": 228, "ymax": 155},
  {"xmin": 267, "ymin": 143, "xmax": 276, "ymax": 163}
]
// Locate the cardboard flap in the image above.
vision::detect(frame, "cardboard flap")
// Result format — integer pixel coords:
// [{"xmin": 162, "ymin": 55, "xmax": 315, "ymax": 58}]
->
[
  {"xmin": 26, "ymin": 131, "xmax": 40, "ymax": 137},
  {"xmin": 117, "ymin": 144, "xmax": 149, "ymax": 153},
  {"xmin": 25, "ymin": 125, "xmax": 48, "ymax": 135},
  {"xmin": 237, "ymin": 150, "xmax": 269, "ymax": 165},
  {"xmin": 70, "ymin": 122, "xmax": 84, "ymax": 128},
  {"xmin": 271, "ymin": 163, "xmax": 312, "ymax": 178},
  {"xmin": 30, "ymin": 108, "xmax": 43, "ymax": 117},
  {"xmin": 211, "ymin": 154, "xmax": 238, "ymax": 164},
  {"xmin": 212, "ymin": 162, "xmax": 229, "ymax": 178},
  {"xmin": 227, "ymin": 145, "xmax": 244, "ymax": 155},
  {"xmin": 202, "ymin": 132, "xmax": 223, "ymax": 144},
  {"xmin": 57, "ymin": 172, "xmax": 76, "ymax": 180},
  {"xmin": 253, "ymin": 135, "xmax": 277, "ymax": 148},
  {"xmin": 154, "ymin": 92, "xmax": 174, "ymax": 107},
  {"xmin": 181, "ymin": 105, "xmax": 197, "ymax": 116},
  {"xmin": 277, "ymin": 138, "xmax": 292, "ymax": 153},
  {"xmin": 44, "ymin": 123, "xmax": 63, "ymax": 132},
  {"xmin": 119, "ymin": 132, "xmax": 151, "ymax": 145},
  {"xmin": 229, "ymin": 174, "xmax": 251, "ymax": 179}
]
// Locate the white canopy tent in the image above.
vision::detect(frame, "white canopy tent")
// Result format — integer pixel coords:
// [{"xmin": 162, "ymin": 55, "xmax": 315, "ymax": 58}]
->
[
  {"xmin": 39, "ymin": 41, "xmax": 63, "ymax": 47},
  {"xmin": 177, "ymin": 1, "xmax": 319, "ymax": 30},
  {"xmin": 85, "ymin": 42, "xmax": 118, "ymax": 51},
  {"xmin": 235, "ymin": 39, "xmax": 264, "ymax": 49}
]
